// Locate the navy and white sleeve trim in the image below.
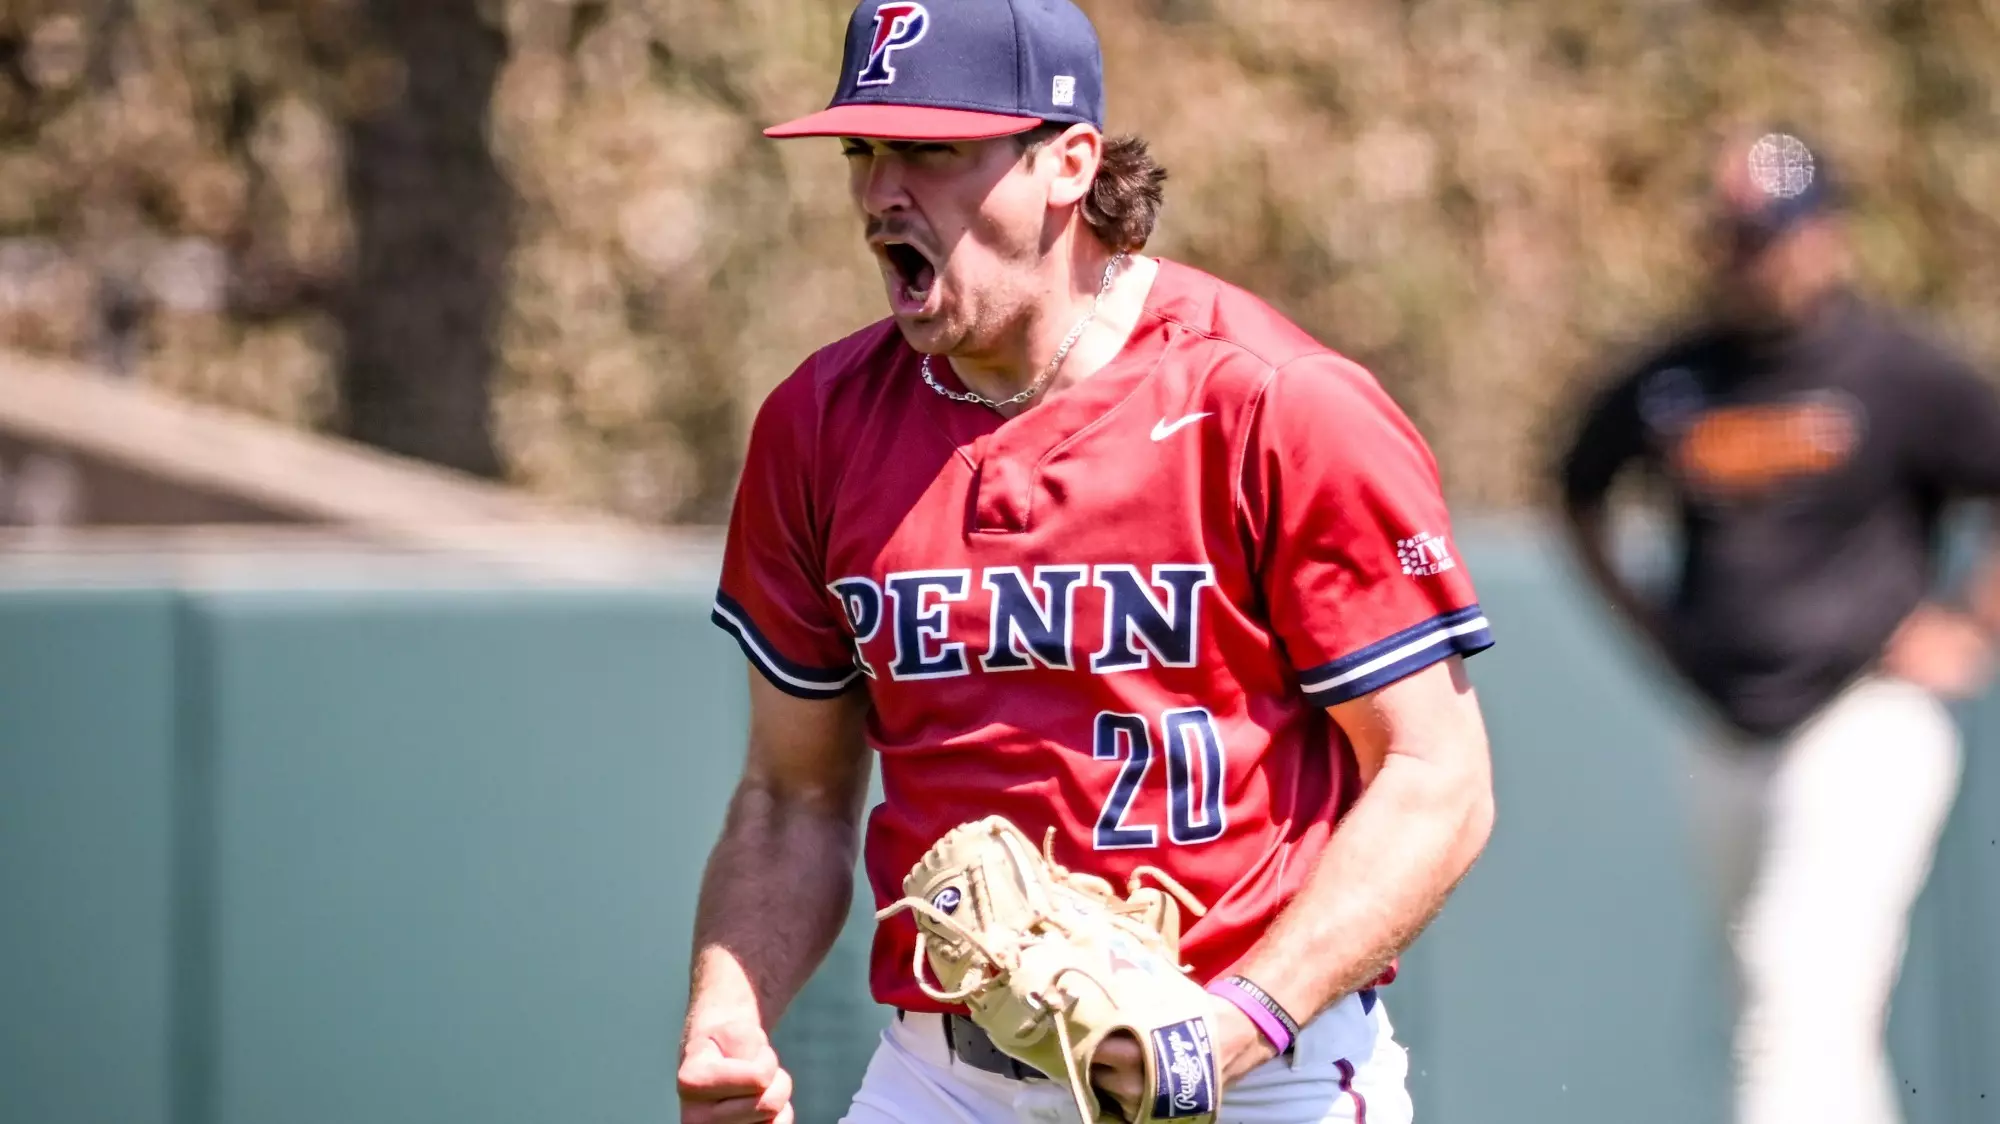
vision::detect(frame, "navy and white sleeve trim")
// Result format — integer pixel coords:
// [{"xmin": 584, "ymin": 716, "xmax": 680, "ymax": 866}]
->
[
  {"xmin": 710, "ymin": 590, "xmax": 861, "ymax": 700},
  {"xmin": 1296, "ymin": 605, "xmax": 1494, "ymax": 707}
]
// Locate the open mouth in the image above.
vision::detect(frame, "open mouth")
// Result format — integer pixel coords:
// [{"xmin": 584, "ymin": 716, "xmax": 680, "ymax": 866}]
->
[{"xmin": 880, "ymin": 240, "xmax": 937, "ymax": 308}]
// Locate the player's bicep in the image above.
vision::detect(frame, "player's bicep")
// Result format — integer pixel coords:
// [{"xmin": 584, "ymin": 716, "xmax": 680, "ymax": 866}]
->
[
  {"xmin": 1244, "ymin": 357, "xmax": 1493, "ymax": 706},
  {"xmin": 741, "ymin": 668, "xmax": 873, "ymax": 821},
  {"xmin": 1327, "ymin": 656, "xmax": 1490, "ymax": 790},
  {"xmin": 1908, "ymin": 353, "xmax": 2000, "ymax": 495},
  {"xmin": 711, "ymin": 362, "xmax": 865, "ymax": 697}
]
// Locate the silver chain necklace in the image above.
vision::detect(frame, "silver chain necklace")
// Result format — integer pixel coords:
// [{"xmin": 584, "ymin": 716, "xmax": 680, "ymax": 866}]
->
[{"xmin": 920, "ymin": 251, "xmax": 1128, "ymax": 410}]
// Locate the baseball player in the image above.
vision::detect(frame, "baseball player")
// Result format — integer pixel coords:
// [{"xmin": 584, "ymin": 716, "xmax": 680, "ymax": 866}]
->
[
  {"xmin": 678, "ymin": 2, "xmax": 1497, "ymax": 1121},
  {"xmin": 1559, "ymin": 130, "xmax": 2000, "ymax": 1124}
]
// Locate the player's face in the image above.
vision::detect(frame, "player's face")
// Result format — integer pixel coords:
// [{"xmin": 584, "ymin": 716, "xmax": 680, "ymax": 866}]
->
[
  {"xmin": 843, "ymin": 134, "xmax": 1061, "ymax": 353},
  {"xmin": 1706, "ymin": 213, "xmax": 1842, "ymax": 329}
]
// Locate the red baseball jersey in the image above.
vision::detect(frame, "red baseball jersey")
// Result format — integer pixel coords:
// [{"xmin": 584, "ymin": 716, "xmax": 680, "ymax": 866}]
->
[{"xmin": 712, "ymin": 260, "xmax": 1493, "ymax": 1012}]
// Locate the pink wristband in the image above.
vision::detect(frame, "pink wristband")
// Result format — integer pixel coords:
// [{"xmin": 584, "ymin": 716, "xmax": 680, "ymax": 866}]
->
[{"xmin": 1206, "ymin": 978, "xmax": 1293, "ymax": 1056}]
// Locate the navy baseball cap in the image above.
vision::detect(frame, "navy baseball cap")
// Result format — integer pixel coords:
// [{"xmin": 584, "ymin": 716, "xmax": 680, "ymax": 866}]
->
[{"xmin": 764, "ymin": 0, "xmax": 1105, "ymax": 141}]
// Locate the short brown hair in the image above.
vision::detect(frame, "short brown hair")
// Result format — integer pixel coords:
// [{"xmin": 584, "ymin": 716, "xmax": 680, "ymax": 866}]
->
[{"xmin": 1019, "ymin": 124, "xmax": 1167, "ymax": 252}]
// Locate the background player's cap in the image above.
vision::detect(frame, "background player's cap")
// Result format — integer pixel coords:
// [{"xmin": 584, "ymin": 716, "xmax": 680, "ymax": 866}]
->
[
  {"xmin": 1723, "ymin": 130, "xmax": 1840, "ymax": 256},
  {"xmin": 763, "ymin": 0, "xmax": 1105, "ymax": 142}
]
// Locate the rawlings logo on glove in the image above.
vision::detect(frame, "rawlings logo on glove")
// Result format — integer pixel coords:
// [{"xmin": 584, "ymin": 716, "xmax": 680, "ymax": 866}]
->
[
  {"xmin": 876, "ymin": 816, "xmax": 1220, "ymax": 1124},
  {"xmin": 1153, "ymin": 1019, "xmax": 1215, "ymax": 1117}
]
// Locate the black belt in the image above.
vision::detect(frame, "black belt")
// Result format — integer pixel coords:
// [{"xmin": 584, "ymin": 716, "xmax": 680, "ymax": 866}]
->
[{"xmin": 899, "ymin": 1010, "xmax": 1050, "ymax": 1080}]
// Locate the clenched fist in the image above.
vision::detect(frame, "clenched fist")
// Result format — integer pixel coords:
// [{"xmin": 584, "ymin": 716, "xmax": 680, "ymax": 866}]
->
[{"xmin": 678, "ymin": 1020, "xmax": 794, "ymax": 1124}]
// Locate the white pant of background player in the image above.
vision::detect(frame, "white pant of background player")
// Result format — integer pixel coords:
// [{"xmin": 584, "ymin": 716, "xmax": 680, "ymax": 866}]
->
[
  {"xmin": 1686, "ymin": 675, "xmax": 1963, "ymax": 1124},
  {"xmin": 838, "ymin": 990, "xmax": 1410, "ymax": 1123}
]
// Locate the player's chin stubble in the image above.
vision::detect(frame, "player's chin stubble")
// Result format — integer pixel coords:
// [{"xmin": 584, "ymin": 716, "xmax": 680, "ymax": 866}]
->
[
  {"xmin": 893, "ymin": 263, "xmax": 1035, "ymax": 360},
  {"xmin": 894, "ymin": 316, "xmax": 969, "ymax": 359},
  {"xmin": 887, "ymin": 280, "xmax": 977, "ymax": 356}
]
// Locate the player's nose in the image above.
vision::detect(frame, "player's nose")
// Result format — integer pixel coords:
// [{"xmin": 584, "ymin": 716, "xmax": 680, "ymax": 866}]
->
[{"xmin": 851, "ymin": 151, "xmax": 912, "ymax": 218}]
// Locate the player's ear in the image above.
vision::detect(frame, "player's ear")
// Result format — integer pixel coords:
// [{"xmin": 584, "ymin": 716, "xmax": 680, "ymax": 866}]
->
[{"xmin": 1044, "ymin": 124, "xmax": 1102, "ymax": 211}]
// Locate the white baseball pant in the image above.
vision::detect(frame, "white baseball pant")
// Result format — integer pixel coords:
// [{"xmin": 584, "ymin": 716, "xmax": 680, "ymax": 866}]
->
[
  {"xmin": 837, "ymin": 989, "xmax": 1411, "ymax": 1124},
  {"xmin": 1685, "ymin": 675, "xmax": 1962, "ymax": 1124}
]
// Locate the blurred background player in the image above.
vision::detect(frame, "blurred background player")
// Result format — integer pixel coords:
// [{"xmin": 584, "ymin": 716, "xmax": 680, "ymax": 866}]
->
[{"xmin": 1556, "ymin": 129, "xmax": 2000, "ymax": 1124}]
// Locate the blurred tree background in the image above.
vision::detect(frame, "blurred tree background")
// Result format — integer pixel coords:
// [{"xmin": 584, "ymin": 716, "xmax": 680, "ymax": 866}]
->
[{"xmin": 2, "ymin": 0, "xmax": 1998, "ymax": 521}]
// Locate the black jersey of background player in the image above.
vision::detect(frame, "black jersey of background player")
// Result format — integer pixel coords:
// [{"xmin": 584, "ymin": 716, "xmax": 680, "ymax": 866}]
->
[{"xmin": 1561, "ymin": 288, "xmax": 2000, "ymax": 738}]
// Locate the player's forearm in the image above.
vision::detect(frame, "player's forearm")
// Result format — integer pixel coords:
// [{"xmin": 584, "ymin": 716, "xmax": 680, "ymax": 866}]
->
[
  {"xmin": 685, "ymin": 780, "xmax": 861, "ymax": 1037},
  {"xmin": 1230, "ymin": 739, "xmax": 1493, "ymax": 1022}
]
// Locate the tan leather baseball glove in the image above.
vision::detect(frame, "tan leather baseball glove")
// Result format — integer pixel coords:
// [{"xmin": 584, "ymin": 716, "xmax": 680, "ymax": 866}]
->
[{"xmin": 876, "ymin": 815, "xmax": 1220, "ymax": 1124}]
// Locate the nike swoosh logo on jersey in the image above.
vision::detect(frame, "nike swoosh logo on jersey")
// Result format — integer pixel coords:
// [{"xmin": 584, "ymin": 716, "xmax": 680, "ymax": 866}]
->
[{"xmin": 1150, "ymin": 412, "xmax": 1212, "ymax": 441}]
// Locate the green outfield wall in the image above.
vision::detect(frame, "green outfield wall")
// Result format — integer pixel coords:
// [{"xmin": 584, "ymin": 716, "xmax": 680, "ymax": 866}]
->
[{"xmin": 1, "ymin": 528, "xmax": 1994, "ymax": 1124}]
